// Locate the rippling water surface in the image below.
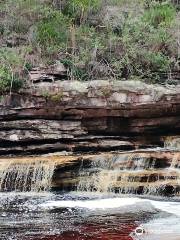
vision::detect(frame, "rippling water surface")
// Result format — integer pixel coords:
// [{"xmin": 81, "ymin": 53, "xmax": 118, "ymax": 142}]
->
[{"xmin": 0, "ymin": 192, "xmax": 180, "ymax": 240}]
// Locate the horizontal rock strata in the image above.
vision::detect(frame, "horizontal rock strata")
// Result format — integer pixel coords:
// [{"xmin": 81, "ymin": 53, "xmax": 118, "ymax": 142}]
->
[
  {"xmin": 0, "ymin": 80, "xmax": 180, "ymax": 154},
  {"xmin": 52, "ymin": 150, "xmax": 180, "ymax": 196},
  {"xmin": 0, "ymin": 150, "xmax": 179, "ymax": 196}
]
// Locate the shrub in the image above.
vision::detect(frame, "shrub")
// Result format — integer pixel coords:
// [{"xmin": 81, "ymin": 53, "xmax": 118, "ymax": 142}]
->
[
  {"xmin": 0, "ymin": 48, "xmax": 27, "ymax": 92},
  {"xmin": 141, "ymin": 51, "xmax": 171, "ymax": 81},
  {"xmin": 0, "ymin": 66, "xmax": 23, "ymax": 93},
  {"xmin": 37, "ymin": 10, "xmax": 70, "ymax": 55},
  {"xmin": 0, "ymin": 0, "xmax": 43, "ymax": 35},
  {"xmin": 61, "ymin": 58, "xmax": 88, "ymax": 80},
  {"xmin": 143, "ymin": 3, "xmax": 176, "ymax": 27},
  {"xmin": 0, "ymin": 0, "xmax": 178, "ymax": 85},
  {"xmin": 108, "ymin": 9, "xmax": 177, "ymax": 83},
  {"xmin": 63, "ymin": 0, "xmax": 102, "ymax": 22}
]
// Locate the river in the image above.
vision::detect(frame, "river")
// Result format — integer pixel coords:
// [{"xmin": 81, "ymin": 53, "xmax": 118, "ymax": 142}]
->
[{"xmin": 0, "ymin": 191, "xmax": 180, "ymax": 240}]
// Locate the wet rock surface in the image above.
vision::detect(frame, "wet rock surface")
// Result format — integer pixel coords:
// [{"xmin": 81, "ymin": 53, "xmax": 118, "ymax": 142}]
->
[
  {"xmin": 0, "ymin": 150, "xmax": 179, "ymax": 196},
  {"xmin": 52, "ymin": 150, "xmax": 180, "ymax": 197}
]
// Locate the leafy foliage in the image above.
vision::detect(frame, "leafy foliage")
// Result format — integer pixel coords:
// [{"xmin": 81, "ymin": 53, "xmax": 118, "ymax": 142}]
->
[
  {"xmin": 37, "ymin": 10, "xmax": 70, "ymax": 54},
  {"xmin": 143, "ymin": 2, "xmax": 176, "ymax": 27},
  {"xmin": 0, "ymin": 66, "xmax": 23, "ymax": 93},
  {"xmin": 0, "ymin": 0, "xmax": 179, "ymax": 88},
  {"xmin": 0, "ymin": 47, "xmax": 30, "ymax": 92},
  {"xmin": 63, "ymin": 0, "xmax": 102, "ymax": 22}
]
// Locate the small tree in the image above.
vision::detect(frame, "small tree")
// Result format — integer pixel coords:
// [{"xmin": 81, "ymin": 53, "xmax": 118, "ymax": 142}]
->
[{"xmin": 64, "ymin": 0, "xmax": 102, "ymax": 23}]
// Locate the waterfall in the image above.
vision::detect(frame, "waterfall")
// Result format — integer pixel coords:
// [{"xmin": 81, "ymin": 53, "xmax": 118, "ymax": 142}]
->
[
  {"xmin": 164, "ymin": 137, "xmax": 180, "ymax": 149},
  {"xmin": 0, "ymin": 158, "xmax": 56, "ymax": 192},
  {"xmin": 77, "ymin": 152, "xmax": 180, "ymax": 196},
  {"xmin": 0, "ymin": 151, "xmax": 179, "ymax": 196}
]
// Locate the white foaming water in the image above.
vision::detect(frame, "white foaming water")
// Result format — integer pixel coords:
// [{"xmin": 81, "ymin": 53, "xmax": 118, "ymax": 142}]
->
[
  {"xmin": 0, "ymin": 191, "xmax": 179, "ymax": 240},
  {"xmin": 39, "ymin": 196, "xmax": 180, "ymax": 240},
  {"xmin": 39, "ymin": 196, "xmax": 180, "ymax": 216},
  {"xmin": 150, "ymin": 200, "xmax": 180, "ymax": 217},
  {"xmin": 40, "ymin": 197, "xmax": 144, "ymax": 210}
]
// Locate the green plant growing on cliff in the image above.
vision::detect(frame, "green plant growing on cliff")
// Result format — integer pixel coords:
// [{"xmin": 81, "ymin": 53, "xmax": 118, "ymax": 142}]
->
[
  {"xmin": 63, "ymin": 0, "xmax": 102, "ymax": 23},
  {"xmin": 0, "ymin": 0, "xmax": 179, "ymax": 85},
  {"xmin": 141, "ymin": 51, "xmax": 171, "ymax": 82},
  {"xmin": 0, "ymin": 0, "xmax": 45, "ymax": 35},
  {"xmin": 50, "ymin": 92, "xmax": 64, "ymax": 102},
  {"xmin": 37, "ymin": 10, "xmax": 70, "ymax": 56},
  {"xmin": 143, "ymin": 2, "xmax": 176, "ymax": 27},
  {"xmin": 41, "ymin": 90, "xmax": 51, "ymax": 100},
  {"xmin": 101, "ymin": 86, "xmax": 112, "ymax": 98},
  {"xmin": 0, "ymin": 48, "xmax": 26, "ymax": 92},
  {"xmin": 41, "ymin": 91, "xmax": 64, "ymax": 102},
  {"xmin": 64, "ymin": 25, "xmax": 111, "ymax": 80},
  {"xmin": 0, "ymin": 66, "xmax": 12, "ymax": 92},
  {"xmin": 144, "ymin": 51, "xmax": 170, "ymax": 71},
  {"xmin": 61, "ymin": 58, "xmax": 88, "ymax": 81},
  {"xmin": 0, "ymin": 66, "xmax": 22, "ymax": 93},
  {"xmin": 108, "ymin": 4, "xmax": 175, "ymax": 82}
]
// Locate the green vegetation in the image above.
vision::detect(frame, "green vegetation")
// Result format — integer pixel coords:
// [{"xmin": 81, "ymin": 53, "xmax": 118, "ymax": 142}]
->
[
  {"xmin": 37, "ymin": 11, "xmax": 70, "ymax": 55},
  {"xmin": 0, "ymin": 0, "xmax": 179, "ymax": 93},
  {"xmin": 143, "ymin": 2, "xmax": 176, "ymax": 27},
  {"xmin": 63, "ymin": 0, "xmax": 102, "ymax": 22}
]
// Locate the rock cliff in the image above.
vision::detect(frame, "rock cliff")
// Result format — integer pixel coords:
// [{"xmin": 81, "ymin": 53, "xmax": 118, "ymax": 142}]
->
[{"xmin": 0, "ymin": 78, "xmax": 180, "ymax": 155}]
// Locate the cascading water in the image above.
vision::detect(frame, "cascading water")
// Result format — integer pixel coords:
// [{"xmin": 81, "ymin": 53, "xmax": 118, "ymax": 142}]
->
[
  {"xmin": 77, "ymin": 152, "xmax": 180, "ymax": 196},
  {"xmin": 0, "ymin": 150, "xmax": 179, "ymax": 240},
  {"xmin": 164, "ymin": 136, "xmax": 180, "ymax": 149},
  {"xmin": 0, "ymin": 150, "xmax": 179, "ymax": 197},
  {"xmin": 0, "ymin": 158, "xmax": 56, "ymax": 192}
]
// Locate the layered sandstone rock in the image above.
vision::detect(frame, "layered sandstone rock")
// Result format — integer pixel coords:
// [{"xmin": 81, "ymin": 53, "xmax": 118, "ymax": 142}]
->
[
  {"xmin": 51, "ymin": 150, "xmax": 180, "ymax": 197},
  {"xmin": 0, "ymin": 80, "xmax": 180, "ymax": 154},
  {"xmin": 0, "ymin": 150, "xmax": 179, "ymax": 196}
]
